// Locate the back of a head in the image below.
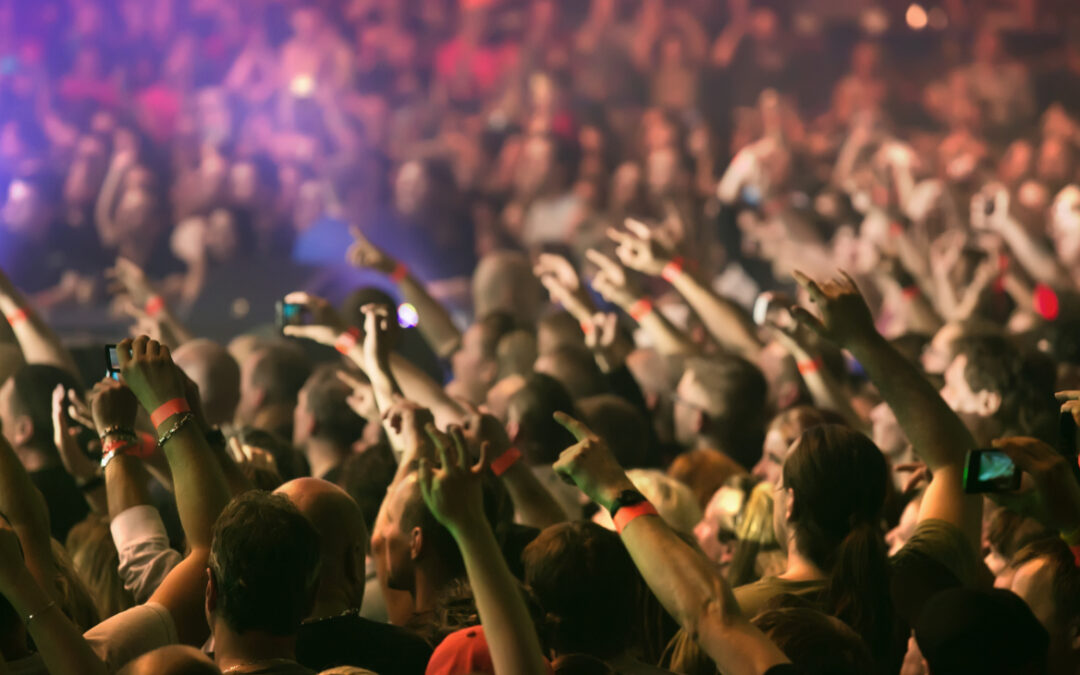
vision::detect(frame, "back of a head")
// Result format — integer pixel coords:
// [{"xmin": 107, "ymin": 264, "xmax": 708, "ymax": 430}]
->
[
  {"xmin": 535, "ymin": 345, "xmax": 606, "ymax": 401},
  {"xmin": 523, "ymin": 521, "xmax": 640, "ymax": 659},
  {"xmin": 753, "ymin": 605, "xmax": 875, "ymax": 675},
  {"xmin": 173, "ymin": 339, "xmax": 240, "ymax": 428},
  {"xmin": 508, "ymin": 373, "xmax": 578, "ymax": 465},
  {"xmin": 250, "ymin": 343, "xmax": 313, "ymax": 409},
  {"xmin": 916, "ymin": 588, "xmax": 1049, "ymax": 675},
  {"xmin": 302, "ymin": 365, "xmax": 366, "ymax": 448},
  {"xmin": 537, "ymin": 311, "xmax": 586, "ymax": 356},
  {"xmin": 9, "ymin": 364, "xmax": 82, "ymax": 451},
  {"xmin": 686, "ymin": 356, "xmax": 768, "ymax": 466},
  {"xmin": 118, "ymin": 645, "xmax": 221, "ymax": 675},
  {"xmin": 578, "ymin": 394, "xmax": 650, "ymax": 469},
  {"xmin": 783, "ymin": 424, "xmax": 891, "ymax": 657},
  {"xmin": 667, "ymin": 448, "xmax": 746, "ymax": 509},
  {"xmin": 339, "ymin": 442, "xmax": 397, "ymax": 533},
  {"xmin": 473, "ymin": 251, "xmax": 545, "ymax": 325},
  {"xmin": 496, "ymin": 329, "xmax": 537, "ymax": 380},
  {"xmin": 276, "ymin": 478, "xmax": 367, "ymax": 592},
  {"xmin": 209, "ymin": 491, "xmax": 321, "ymax": 637}
]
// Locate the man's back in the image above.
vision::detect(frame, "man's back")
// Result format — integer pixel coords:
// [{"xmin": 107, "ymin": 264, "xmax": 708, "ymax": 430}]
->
[{"xmin": 296, "ymin": 611, "xmax": 433, "ymax": 675}]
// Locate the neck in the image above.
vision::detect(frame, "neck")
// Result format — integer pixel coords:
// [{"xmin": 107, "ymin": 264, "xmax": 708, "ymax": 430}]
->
[
  {"xmin": 304, "ymin": 439, "xmax": 346, "ymax": 480},
  {"xmin": 308, "ymin": 575, "xmax": 360, "ymax": 620},
  {"xmin": 779, "ymin": 535, "xmax": 826, "ymax": 582},
  {"xmin": 212, "ymin": 620, "xmax": 298, "ymax": 671},
  {"xmin": 413, "ymin": 564, "xmax": 454, "ymax": 615},
  {"xmin": 249, "ymin": 404, "xmax": 294, "ymax": 438}
]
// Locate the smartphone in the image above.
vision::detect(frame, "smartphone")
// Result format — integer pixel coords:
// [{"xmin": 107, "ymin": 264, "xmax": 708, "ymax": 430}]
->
[
  {"xmin": 105, "ymin": 344, "xmax": 121, "ymax": 381},
  {"xmin": 275, "ymin": 301, "xmax": 305, "ymax": 329},
  {"xmin": 753, "ymin": 291, "xmax": 794, "ymax": 330},
  {"xmin": 963, "ymin": 449, "xmax": 1021, "ymax": 493}
]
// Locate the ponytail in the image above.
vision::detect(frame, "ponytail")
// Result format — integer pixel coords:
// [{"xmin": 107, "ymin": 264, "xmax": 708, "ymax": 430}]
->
[{"xmin": 826, "ymin": 521, "xmax": 892, "ymax": 665}]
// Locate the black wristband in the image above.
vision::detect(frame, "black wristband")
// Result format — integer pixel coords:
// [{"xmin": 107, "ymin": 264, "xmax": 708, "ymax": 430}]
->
[{"xmin": 608, "ymin": 489, "xmax": 648, "ymax": 519}]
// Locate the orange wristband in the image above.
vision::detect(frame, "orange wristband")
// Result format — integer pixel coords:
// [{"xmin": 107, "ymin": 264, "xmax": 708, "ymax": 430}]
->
[
  {"xmin": 613, "ymin": 501, "xmax": 659, "ymax": 534},
  {"xmin": 335, "ymin": 327, "xmax": 362, "ymax": 354},
  {"xmin": 580, "ymin": 320, "xmax": 592, "ymax": 335},
  {"xmin": 490, "ymin": 447, "xmax": 523, "ymax": 476},
  {"xmin": 5, "ymin": 308, "xmax": 27, "ymax": 325},
  {"xmin": 797, "ymin": 358, "xmax": 822, "ymax": 375},
  {"xmin": 661, "ymin": 257, "xmax": 684, "ymax": 283},
  {"xmin": 150, "ymin": 398, "xmax": 191, "ymax": 428},
  {"xmin": 144, "ymin": 295, "xmax": 165, "ymax": 318},
  {"xmin": 628, "ymin": 298, "xmax": 653, "ymax": 321},
  {"xmin": 389, "ymin": 261, "xmax": 409, "ymax": 283},
  {"xmin": 901, "ymin": 286, "xmax": 920, "ymax": 300}
]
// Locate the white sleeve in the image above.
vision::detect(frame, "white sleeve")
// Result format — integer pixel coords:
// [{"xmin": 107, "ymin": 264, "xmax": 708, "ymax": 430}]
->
[
  {"xmin": 83, "ymin": 602, "xmax": 178, "ymax": 672},
  {"xmin": 110, "ymin": 506, "xmax": 183, "ymax": 604}
]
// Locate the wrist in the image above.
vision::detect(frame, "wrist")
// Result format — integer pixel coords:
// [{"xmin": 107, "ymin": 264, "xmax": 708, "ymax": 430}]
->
[{"xmin": 596, "ymin": 477, "xmax": 637, "ymax": 513}]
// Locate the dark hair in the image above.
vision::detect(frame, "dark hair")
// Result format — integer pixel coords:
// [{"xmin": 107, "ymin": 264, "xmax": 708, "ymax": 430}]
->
[
  {"xmin": 302, "ymin": 366, "xmax": 366, "ymax": 448},
  {"xmin": 476, "ymin": 311, "xmax": 519, "ymax": 361},
  {"xmin": 685, "ymin": 356, "xmax": 769, "ymax": 468},
  {"xmin": 954, "ymin": 336, "xmax": 1058, "ymax": 441},
  {"xmin": 782, "ymin": 425, "xmax": 892, "ymax": 660},
  {"xmin": 578, "ymin": 395, "xmax": 649, "ymax": 469},
  {"xmin": 9, "ymin": 365, "xmax": 83, "ymax": 452},
  {"xmin": 399, "ymin": 481, "xmax": 466, "ymax": 580},
  {"xmin": 339, "ymin": 442, "xmax": 397, "ymax": 533},
  {"xmin": 250, "ymin": 344, "xmax": 312, "ymax": 408},
  {"xmin": 209, "ymin": 491, "xmax": 321, "ymax": 636},
  {"xmin": 508, "ymin": 373, "xmax": 579, "ymax": 464},
  {"xmin": 233, "ymin": 427, "xmax": 306, "ymax": 481},
  {"xmin": 753, "ymin": 604, "xmax": 876, "ymax": 675},
  {"xmin": 523, "ymin": 522, "xmax": 640, "ymax": 659},
  {"xmin": 538, "ymin": 346, "xmax": 607, "ymax": 400}
]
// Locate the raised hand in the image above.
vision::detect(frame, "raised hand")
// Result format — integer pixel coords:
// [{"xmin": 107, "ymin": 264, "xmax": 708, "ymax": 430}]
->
[
  {"xmin": 992, "ymin": 436, "xmax": 1080, "ymax": 534},
  {"xmin": 608, "ymin": 218, "xmax": 673, "ymax": 277},
  {"xmin": 106, "ymin": 257, "xmax": 156, "ymax": 307},
  {"xmin": 382, "ymin": 397, "xmax": 436, "ymax": 465},
  {"xmin": 534, "ymin": 253, "xmax": 595, "ymax": 320},
  {"xmin": 337, "ymin": 370, "xmax": 377, "ymax": 420},
  {"xmin": 418, "ymin": 424, "xmax": 490, "ymax": 533},
  {"xmin": 970, "ymin": 182, "xmax": 1011, "ymax": 232},
  {"xmin": 551, "ymin": 412, "xmax": 635, "ymax": 512},
  {"xmin": 347, "ymin": 226, "xmax": 397, "ymax": 275},
  {"xmin": 88, "ymin": 378, "xmax": 139, "ymax": 437},
  {"xmin": 116, "ymin": 336, "xmax": 186, "ymax": 416},
  {"xmin": 459, "ymin": 400, "xmax": 512, "ymax": 461},
  {"xmin": 360, "ymin": 303, "xmax": 393, "ymax": 372},
  {"xmin": 586, "ymin": 249, "xmax": 642, "ymax": 309},
  {"xmin": 791, "ymin": 270, "xmax": 877, "ymax": 349},
  {"xmin": 281, "ymin": 291, "xmax": 349, "ymax": 346},
  {"xmin": 583, "ymin": 312, "xmax": 629, "ymax": 372},
  {"xmin": 51, "ymin": 386, "xmax": 99, "ymax": 484}
]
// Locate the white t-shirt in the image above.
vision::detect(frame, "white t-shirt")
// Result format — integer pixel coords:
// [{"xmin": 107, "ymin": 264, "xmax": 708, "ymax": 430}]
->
[{"xmin": 83, "ymin": 602, "xmax": 178, "ymax": 672}]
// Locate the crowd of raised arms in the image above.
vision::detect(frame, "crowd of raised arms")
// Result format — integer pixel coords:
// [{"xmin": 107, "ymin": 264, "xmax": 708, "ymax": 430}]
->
[{"xmin": 3, "ymin": 0, "xmax": 1080, "ymax": 674}]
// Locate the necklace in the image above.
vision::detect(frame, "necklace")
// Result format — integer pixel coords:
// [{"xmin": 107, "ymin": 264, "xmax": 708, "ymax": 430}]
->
[{"xmin": 222, "ymin": 657, "xmax": 301, "ymax": 674}]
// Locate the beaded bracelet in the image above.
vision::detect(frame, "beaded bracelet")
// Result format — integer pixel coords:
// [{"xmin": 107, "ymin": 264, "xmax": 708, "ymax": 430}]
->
[{"xmin": 157, "ymin": 412, "xmax": 196, "ymax": 447}]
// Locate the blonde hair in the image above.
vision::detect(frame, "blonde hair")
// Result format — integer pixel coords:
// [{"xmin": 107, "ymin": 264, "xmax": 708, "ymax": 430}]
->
[{"xmin": 65, "ymin": 515, "xmax": 134, "ymax": 621}]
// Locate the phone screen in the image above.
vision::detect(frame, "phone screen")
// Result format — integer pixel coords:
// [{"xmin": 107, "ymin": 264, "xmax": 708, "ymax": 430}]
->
[
  {"xmin": 275, "ymin": 301, "xmax": 305, "ymax": 328},
  {"xmin": 963, "ymin": 449, "xmax": 1021, "ymax": 493},
  {"xmin": 105, "ymin": 344, "xmax": 121, "ymax": 381}
]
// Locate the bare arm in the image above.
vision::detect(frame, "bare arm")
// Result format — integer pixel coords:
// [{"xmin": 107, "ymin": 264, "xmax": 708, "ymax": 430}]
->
[
  {"xmin": 552, "ymin": 415, "xmax": 789, "ymax": 675},
  {"xmin": 0, "ymin": 436, "xmax": 59, "ymax": 604},
  {"xmin": 0, "ymin": 269, "xmax": 79, "ymax": 376},
  {"xmin": 421, "ymin": 426, "xmax": 549, "ymax": 675},
  {"xmin": 793, "ymin": 271, "xmax": 982, "ymax": 552}
]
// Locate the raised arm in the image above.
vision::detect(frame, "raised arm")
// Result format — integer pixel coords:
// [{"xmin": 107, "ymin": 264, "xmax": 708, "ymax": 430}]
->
[
  {"xmin": 348, "ymin": 228, "xmax": 463, "ymax": 359},
  {"xmin": 117, "ymin": 336, "xmax": 231, "ymax": 645},
  {"xmin": 419, "ymin": 425, "xmax": 549, "ymax": 675},
  {"xmin": 586, "ymin": 249, "xmax": 697, "ymax": 357},
  {"xmin": 0, "ymin": 435, "xmax": 59, "ymax": 605},
  {"xmin": 0, "ymin": 268, "xmax": 79, "ymax": 376},
  {"xmin": 0, "ymin": 530, "xmax": 107, "ymax": 675},
  {"xmin": 108, "ymin": 258, "xmax": 195, "ymax": 348},
  {"xmin": 51, "ymin": 386, "xmax": 107, "ymax": 514},
  {"xmin": 610, "ymin": 220, "xmax": 763, "ymax": 360},
  {"xmin": 975, "ymin": 186, "xmax": 1073, "ymax": 289},
  {"xmin": 552, "ymin": 414, "xmax": 789, "ymax": 675},
  {"xmin": 792, "ymin": 270, "xmax": 982, "ymax": 552}
]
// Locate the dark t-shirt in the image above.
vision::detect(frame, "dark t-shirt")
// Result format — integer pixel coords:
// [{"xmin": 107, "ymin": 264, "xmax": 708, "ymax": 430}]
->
[
  {"xmin": 30, "ymin": 466, "xmax": 89, "ymax": 542},
  {"xmin": 295, "ymin": 611, "xmax": 433, "ymax": 675}
]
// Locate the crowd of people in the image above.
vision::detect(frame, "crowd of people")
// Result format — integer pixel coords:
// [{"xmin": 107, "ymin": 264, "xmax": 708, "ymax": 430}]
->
[{"xmin": 0, "ymin": 0, "xmax": 1079, "ymax": 673}]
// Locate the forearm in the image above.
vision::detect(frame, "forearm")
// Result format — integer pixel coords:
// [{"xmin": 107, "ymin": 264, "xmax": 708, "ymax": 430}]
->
[
  {"xmin": 500, "ymin": 463, "xmax": 567, "ymax": 529},
  {"xmin": 389, "ymin": 354, "xmax": 464, "ymax": 427},
  {"xmin": 106, "ymin": 455, "xmax": 154, "ymax": 518},
  {"xmin": 399, "ymin": 275, "xmax": 462, "ymax": 359},
  {"xmin": 671, "ymin": 272, "xmax": 762, "ymax": 359},
  {"xmin": 158, "ymin": 425, "xmax": 230, "ymax": 551},
  {"xmin": 628, "ymin": 303, "xmax": 697, "ymax": 357},
  {"xmin": 453, "ymin": 522, "xmax": 549, "ymax": 675},
  {"xmin": 998, "ymin": 220, "xmax": 1072, "ymax": 288},
  {"xmin": 0, "ymin": 292, "xmax": 79, "ymax": 376},
  {"xmin": 784, "ymin": 344, "xmax": 865, "ymax": 432},
  {"xmin": 0, "ymin": 440, "xmax": 57, "ymax": 600},
  {"xmin": 1, "ymin": 569, "xmax": 107, "ymax": 675}
]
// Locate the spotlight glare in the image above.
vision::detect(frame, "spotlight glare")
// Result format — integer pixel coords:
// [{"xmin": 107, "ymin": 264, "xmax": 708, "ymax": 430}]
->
[{"xmin": 906, "ymin": 3, "xmax": 928, "ymax": 30}]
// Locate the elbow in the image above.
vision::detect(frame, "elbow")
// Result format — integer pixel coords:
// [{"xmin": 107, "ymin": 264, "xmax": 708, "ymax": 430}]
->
[{"xmin": 684, "ymin": 578, "xmax": 742, "ymax": 640}]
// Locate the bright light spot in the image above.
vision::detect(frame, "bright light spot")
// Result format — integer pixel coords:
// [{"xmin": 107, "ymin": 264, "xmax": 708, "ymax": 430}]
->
[
  {"xmin": 290, "ymin": 74, "xmax": 315, "ymax": 98},
  {"xmin": 906, "ymin": 3, "xmax": 928, "ymax": 30},
  {"xmin": 397, "ymin": 303, "xmax": 419, "ymax": 329},
  {"xmin": 928, "ymin": 7, "xmax": 948, "ymax": 29}
]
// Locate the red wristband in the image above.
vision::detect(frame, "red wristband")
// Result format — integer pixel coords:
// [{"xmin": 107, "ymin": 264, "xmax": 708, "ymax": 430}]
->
[
  {"xmin": 335, "ymin": 327, "xmax": 362, "ymax": 354},
  {"xmin": 580, "ymin": 320, "xmax": 592, "ymax": 335},
  {"xmin": 901, "ymin": 286, "xmax": 920, "ymax": 300},
  {"xmin": 889, "ymin": 221, "xmax": 904, "ymax": 237},
  {"xmin": 797, "ymin": 358, "xmax": 822, "ymax": 375},
  {"xmin": 490, "ymin": 447, "xmax": 523, "ymax": 476},
  {"xmin": 628, "ymin": 298, "xmax": 653, "ymax": 321},
  {"xmin": 1071, "ymin": 544, "xmax": 1080, "ymax": 568},
  {"xmin": 133, "ymin": 432, "xmax": 158, "ymax": 458},
  {"xmin": 1034, "ymin": 284, "xmax": 1060, "ymax": 321},
  {"xmin": 613, "ymin": 501, "xmax": 659, "ymax": 534},
  {"xmin": 5, "ymin": 308, "xmax": 27, "ymax": 325},
  {"xmin": 102, "ymin": 438, "xmax": 136, "ymax": 456},
  {"xmin": 661, "ymin": 257, "xmax": 684, "ymax": 283},
  {"xmin": 144, "ymin": 295, "xmax": 165, "ymax": 318},
  {"xmin": 150, "ymin": 398, "xmax": 191, "ymax": 428},
  {"xmin": 389, "ymin": 261, "xmax": 409, "ymax": 283}
]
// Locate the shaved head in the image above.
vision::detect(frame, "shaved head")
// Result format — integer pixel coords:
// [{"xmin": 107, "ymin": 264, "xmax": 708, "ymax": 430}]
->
[
  {"xmin": 118, "ymin": 645, "xmax": 219, "ymax": 675},
  {"xmin": 275, "ymin": 478, "xmax": 368, "ymax": 611},
  {"xmin": 173, "ymin": 339, "xmax": 240, "ymax": 427}
]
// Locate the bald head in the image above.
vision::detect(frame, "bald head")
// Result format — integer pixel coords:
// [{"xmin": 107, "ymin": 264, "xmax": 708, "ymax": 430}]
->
[
  {"xmin": 275, "ymin": 478, "xmax": 368, "ymax": 608},
  {"xmin": 118, "ymin": 645, "xmax": 220, "ymax": 675},
  {"xmin": 173, "ymin": 339, "xmax": 240, "ymax": 427}
]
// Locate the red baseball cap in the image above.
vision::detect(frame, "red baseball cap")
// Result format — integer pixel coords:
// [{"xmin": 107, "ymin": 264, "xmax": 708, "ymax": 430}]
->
[{"xmin": 426, "ymin": 626, "xmax": 554, "ymax": 675}]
